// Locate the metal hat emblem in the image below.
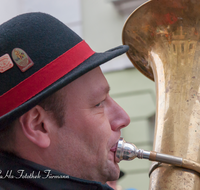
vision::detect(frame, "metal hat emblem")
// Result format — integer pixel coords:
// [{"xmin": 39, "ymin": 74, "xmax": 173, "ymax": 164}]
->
[
  {"xmin": 12, "ymin": 48, "xmax": 34, "ymax": 72},
  {"xmin": 0, "ymin": 54, "xmax": 14, "ymax": 73}
]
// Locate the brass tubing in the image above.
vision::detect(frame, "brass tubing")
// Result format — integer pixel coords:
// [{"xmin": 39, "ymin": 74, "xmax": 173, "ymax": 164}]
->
[
  {"xmin": 151, "ymin": 151, "xmax": 182, "ymax": 166},
  {"xmin": 182, "ymin": 159, "xmax": 200, "ymax": 174},
  {"xmin": 116, "ymin": 137, "xmax": 200, "ymax": 175},
  {"xmin": 122, "ymin": 0, "xmax": 200, "ymax": 189}
]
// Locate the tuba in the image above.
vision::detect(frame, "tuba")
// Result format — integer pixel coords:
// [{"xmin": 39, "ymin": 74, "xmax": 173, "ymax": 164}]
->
[{"xmin": 121, "ymin": 0, "xmax": 200, "ymax": 189}]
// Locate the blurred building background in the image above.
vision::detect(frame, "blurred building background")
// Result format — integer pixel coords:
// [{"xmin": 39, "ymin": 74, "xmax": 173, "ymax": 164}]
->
[{"xmin": 0, "ymin": 0, "xmax": 156, "ymax": 189}]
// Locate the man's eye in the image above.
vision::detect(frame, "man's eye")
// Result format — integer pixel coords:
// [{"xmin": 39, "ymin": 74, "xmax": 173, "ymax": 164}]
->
[
  {"xmin": 95, "ymin": 100, "xmax": 105, "ymax": 107},
  {"xmin": 95, "ymin": 103, "xmax": 101, "ymax": 107},
  {"xmin": 95, "ymin": 98, "xmax": 106, "ymax": 107}
]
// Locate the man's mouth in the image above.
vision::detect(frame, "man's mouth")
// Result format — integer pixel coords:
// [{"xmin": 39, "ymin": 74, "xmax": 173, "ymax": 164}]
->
[{"xmin": 110, "ymin": 143, "xmax": 118, "ymax": 152}]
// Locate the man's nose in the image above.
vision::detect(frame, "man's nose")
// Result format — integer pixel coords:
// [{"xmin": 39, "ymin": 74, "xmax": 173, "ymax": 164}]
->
[{"xmin": 108, "ymin": 97, "xmax": 130, "ymax": 131}]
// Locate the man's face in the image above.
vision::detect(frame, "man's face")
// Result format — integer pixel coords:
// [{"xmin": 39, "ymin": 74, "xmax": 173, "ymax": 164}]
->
[{"xmin": 51, "ymin": 67, "xmax": 130, "ymax": 183}]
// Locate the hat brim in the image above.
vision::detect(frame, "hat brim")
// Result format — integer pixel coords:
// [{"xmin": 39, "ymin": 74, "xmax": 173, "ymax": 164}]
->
[{"xmin": 0, "ymin": 45, "xmax": 128, "ymax": 129}]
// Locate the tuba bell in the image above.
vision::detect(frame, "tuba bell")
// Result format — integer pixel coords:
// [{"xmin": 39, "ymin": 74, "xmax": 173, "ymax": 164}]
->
[{"xmin": 122, "ymin": 0, "xmax": 200, "ymax": 189}]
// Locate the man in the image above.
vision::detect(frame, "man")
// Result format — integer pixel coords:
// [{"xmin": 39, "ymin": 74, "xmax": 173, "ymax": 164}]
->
[{"xmin": 0, "ymin": 12, "xmax": 130, "ymax": 189}]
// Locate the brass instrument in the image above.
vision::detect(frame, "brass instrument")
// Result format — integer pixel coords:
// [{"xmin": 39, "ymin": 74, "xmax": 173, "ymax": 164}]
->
[{"xmin": 121, "ymin": 0, "xmax": 200, "ymax": 189}]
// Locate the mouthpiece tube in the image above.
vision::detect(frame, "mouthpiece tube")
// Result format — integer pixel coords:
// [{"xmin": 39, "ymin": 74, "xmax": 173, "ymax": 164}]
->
[
  {"xmin": 115, "ymin": 137, "xmax": 182, "ymax": 166},
  {"xmin": 115, "ymin": 137, "xmax": 150, "ymax": 162},
  {"xmin": 115, "ymin": 137, "xmax": 200, "ymax": 175}
]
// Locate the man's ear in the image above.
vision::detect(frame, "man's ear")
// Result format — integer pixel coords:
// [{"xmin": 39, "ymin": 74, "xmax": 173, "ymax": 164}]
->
[{"xmin": 19, "ymin": 105, "xmax": 51, "ymax": 148}]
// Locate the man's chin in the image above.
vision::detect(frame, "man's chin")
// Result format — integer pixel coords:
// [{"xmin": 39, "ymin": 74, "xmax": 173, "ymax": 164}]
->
[{"xmin": 107, "ymin": 162, "xmax": 120, "ymax": 181}]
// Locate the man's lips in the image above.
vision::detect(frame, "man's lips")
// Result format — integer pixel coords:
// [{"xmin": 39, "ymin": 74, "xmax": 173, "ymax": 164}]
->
[{"xmin": 110, "ymin": 143, "xmax": 118, "ymax": 152}]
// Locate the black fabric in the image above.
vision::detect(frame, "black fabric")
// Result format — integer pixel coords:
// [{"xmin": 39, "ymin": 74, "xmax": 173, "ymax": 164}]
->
[
  {"xmin": 0, "ymin": 13, "xmax": 82, "ymax": 95},
  {"xmin": 0, "ymin": 12, "xmax": 129, "ymax": 129},
  {"xmin": 0, "ymin": 152, "xmax": 113, "ymax": 190}
]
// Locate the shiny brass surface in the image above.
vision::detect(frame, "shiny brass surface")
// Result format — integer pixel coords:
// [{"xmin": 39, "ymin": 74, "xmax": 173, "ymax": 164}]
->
[
  {"xmin": 122, "ymin": 0, "xmax": 200, "ymax": 189},
  {"xmin": 116, "ymin": 137, "xmax": 200, "ymax": 174}
]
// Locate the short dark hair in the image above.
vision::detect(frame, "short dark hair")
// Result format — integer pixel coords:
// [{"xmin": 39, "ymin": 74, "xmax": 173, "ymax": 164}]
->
[
  {"xmin": 0, "ymin": 120, "xmax": 16, "ymax": 153},
  {"xmin": 38, "ymin": 90, "xmax": 66, "ymax": 127},
  {"xmin": 0, "ymin": 90, "xmax": 65, "ymax": 152}
]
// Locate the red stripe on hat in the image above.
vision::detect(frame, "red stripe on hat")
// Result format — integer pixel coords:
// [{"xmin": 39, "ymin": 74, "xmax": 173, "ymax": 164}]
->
[{"xmin": 0, "ymin": 40, "xmax": 95, "ymax": 117}]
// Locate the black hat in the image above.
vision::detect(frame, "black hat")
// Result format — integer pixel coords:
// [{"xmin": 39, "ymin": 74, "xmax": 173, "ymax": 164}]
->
[{"xmin": 0, "ymin": 12, "xmax": 128, "ymax": 129}]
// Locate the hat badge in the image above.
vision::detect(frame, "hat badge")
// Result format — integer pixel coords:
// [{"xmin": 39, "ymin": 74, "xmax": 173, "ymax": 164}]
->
[{"xmin": 12, "ymin": 48, "xmax": 34, "ymax": 72}]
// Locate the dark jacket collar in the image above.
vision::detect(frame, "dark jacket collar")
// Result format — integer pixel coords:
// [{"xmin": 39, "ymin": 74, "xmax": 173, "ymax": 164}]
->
[{"xmin": 0, "ymin": 151, "xmax": 113, "ymax": 190}]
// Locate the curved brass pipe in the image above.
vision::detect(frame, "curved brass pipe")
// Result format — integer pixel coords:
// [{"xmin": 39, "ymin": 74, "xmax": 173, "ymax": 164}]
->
[
  {"xmin": 122, "ymin": 0, "xmax": 200, "ymax": 189},
  {"xmin": 116, "ymin": 137, "xmax": 200, "ymax": 174}
]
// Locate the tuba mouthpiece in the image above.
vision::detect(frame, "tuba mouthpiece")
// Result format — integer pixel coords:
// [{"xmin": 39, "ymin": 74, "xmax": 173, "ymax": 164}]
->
[{"xmin": 115, "ymin": 137, "xmax": 150, "ymax": 163}]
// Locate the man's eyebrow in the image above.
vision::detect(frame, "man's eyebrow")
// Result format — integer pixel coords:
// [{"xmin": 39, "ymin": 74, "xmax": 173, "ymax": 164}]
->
[
  {"xmin": 105, "ymin": 85, "xmax": 110, "ymax": 94},
  {"xmin": 92, "ymin": 85, "xmax": 110, "ymax": 99}
]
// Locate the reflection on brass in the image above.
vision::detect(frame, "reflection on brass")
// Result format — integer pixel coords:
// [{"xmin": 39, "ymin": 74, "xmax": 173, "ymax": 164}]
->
[
  {"xmin": 116, "ymin": 137, "xmax": 200, "ymax": 174},
  {"xmin": 122, "ymin": 0, "xmax": 200, "ymax": 189}
]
